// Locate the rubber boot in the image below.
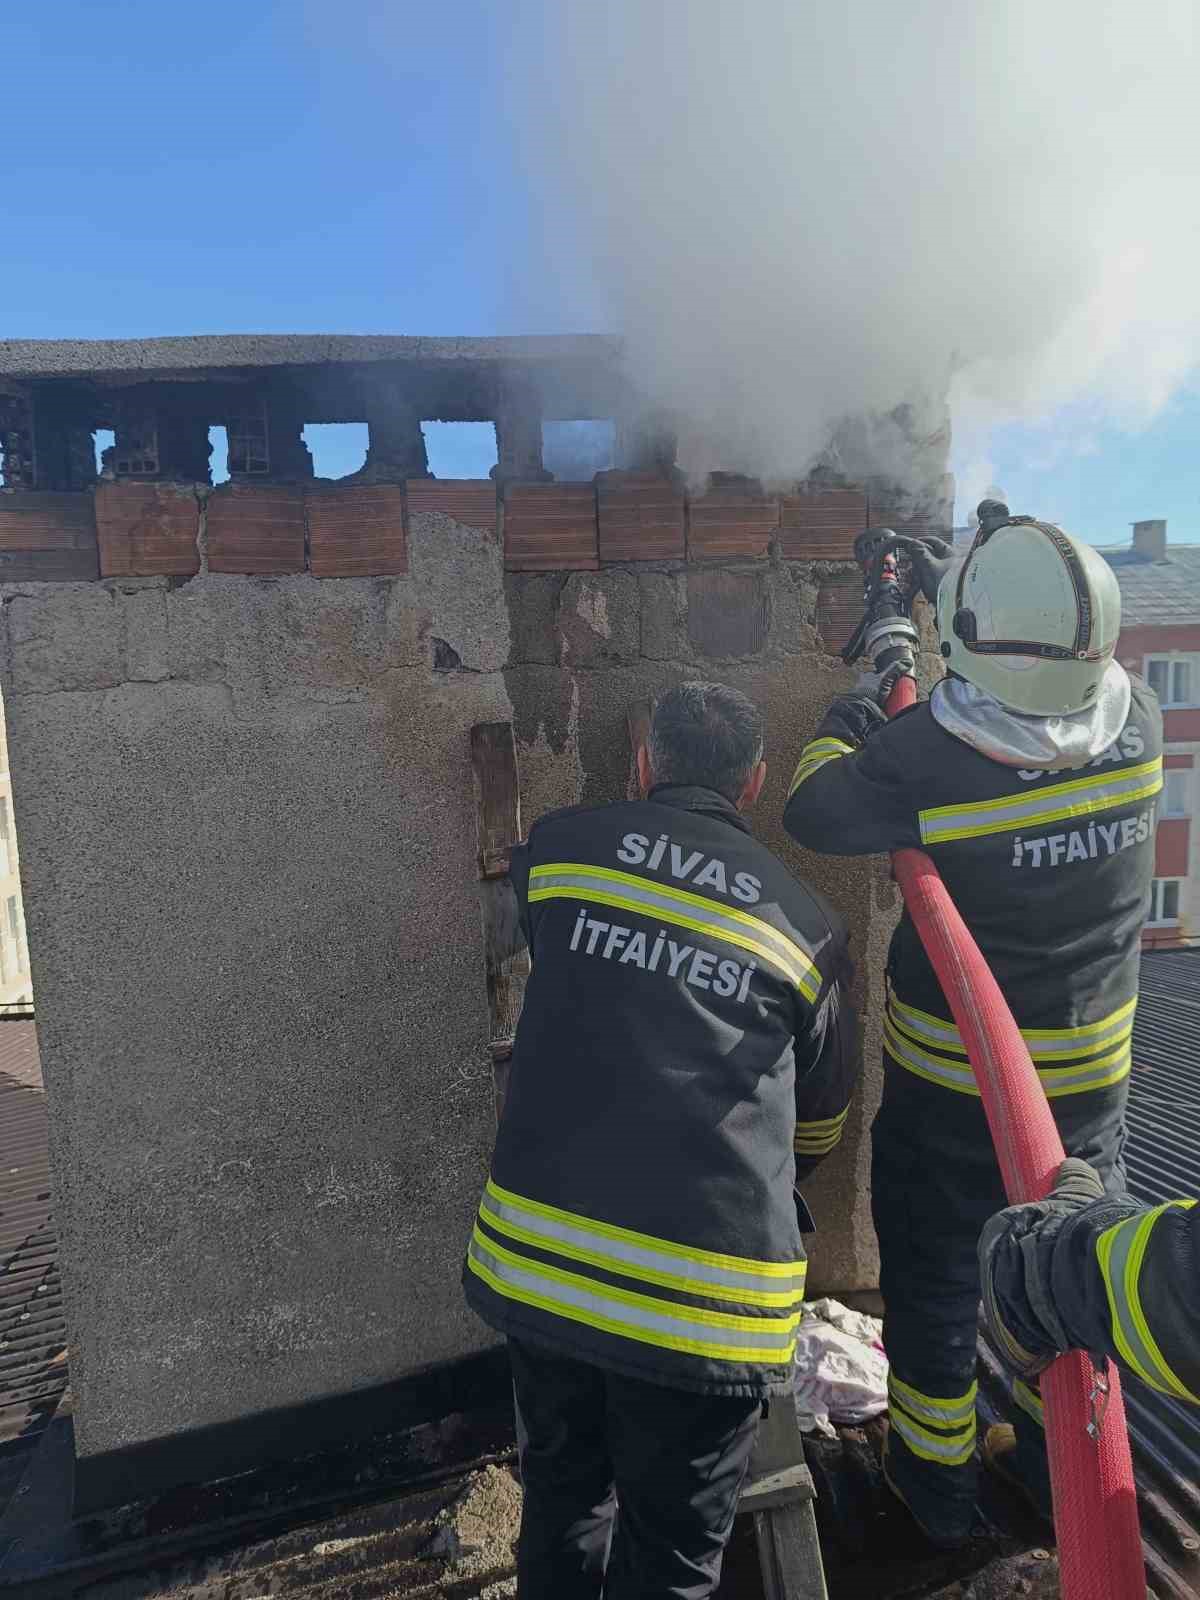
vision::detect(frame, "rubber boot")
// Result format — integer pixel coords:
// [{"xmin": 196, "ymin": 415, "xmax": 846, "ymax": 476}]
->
[
  {"xmin": 982, "ymin": 1424, "xmax": 1054, "ymax": 1524},
  {"xmin": 881, "ymin": 1437, "xmax": 976, "ymax": 1550}
]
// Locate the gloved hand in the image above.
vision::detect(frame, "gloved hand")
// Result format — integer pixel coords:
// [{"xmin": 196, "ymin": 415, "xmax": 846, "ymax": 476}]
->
[
  {"xmin": 978, "ymin": 1158, "xmax": 1105, "ymax": 1378},
  {"xmin": 855, "ymin": 662, "xmax": 914, "ymax": 708},
  {"xmin": 824, "ymin": 692, "xmax": 889, "ymax": 746},
  {"xmin": 903, "ymin": 536, "xmax": 957, "ymax": 605}
]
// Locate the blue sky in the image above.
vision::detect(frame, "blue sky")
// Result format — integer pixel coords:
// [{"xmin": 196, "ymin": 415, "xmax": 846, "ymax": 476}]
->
[{"xmin": 3, "ymin": 3, "xmax": 1196, "ymax": 541}]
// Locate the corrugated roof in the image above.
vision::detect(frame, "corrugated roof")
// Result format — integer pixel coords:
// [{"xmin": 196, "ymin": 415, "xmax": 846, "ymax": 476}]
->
[
  {"xmin": 0, "ymin": 1024, "xmax": 66, "ymax": 1516},
  {"xmin": 1100, "ymin": 544, "xmax": 1200, "ymax": 627}
]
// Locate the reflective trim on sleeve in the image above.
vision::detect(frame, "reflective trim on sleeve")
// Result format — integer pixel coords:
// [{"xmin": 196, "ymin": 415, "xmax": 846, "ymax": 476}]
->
[
  {"xmin": 1096, "ymin": 1201, "xmax": 1200, "ymax": 1404},
  {"xmin": 1013, "ymin": 1379, "xmax": 1045, "ymax": 1429},
  {"xmin": 529, "ymin": 861, "xmax": 821, "ymax": 1002},
  {"xmin": 787, "ymin": 737, "xmax": 855, "ymax": 797},
  {"xmin": 467, "ymin": 1230, "xmax": 801, "ymax": 1366},
  {"xmin": 917, "ymin": 758, "xmax": 1162, "ymax": 845},
  {"xmin": 480, "ymin": 1180, "xmax": 806, "ymax": 1308},
  {"xmin": 793, "ymin": 1105, "xmax": 849, "ymax": 1156}
]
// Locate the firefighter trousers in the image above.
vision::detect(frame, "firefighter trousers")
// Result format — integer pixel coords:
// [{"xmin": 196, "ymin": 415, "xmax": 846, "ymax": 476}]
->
[
  {"xmin": 508, "ymin": 1337, "xmax": 762, "ymax": 1599},
  {"xmin": 871, "ymin": 1055, "xmax": 1128, "ymax": 1539}
]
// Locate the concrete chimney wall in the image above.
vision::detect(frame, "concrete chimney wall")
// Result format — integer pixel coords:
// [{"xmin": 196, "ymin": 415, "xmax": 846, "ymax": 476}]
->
[
  {"xmin": 1133, "ymin": 518, "xmax": 1168, "ymax": 561},
  {"xmin": 0, "ymin": 335, "xmax": 953, "ymax": 1512}
]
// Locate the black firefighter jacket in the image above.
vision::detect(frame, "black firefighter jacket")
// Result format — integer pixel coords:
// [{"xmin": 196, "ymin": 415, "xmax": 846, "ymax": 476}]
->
[
  {"xmin": 783, "ymin": 679, "xmax": 1163, "ymax": 1109},
  {"xmin": 986, "ymin": 1187, "xmax": 1200, "ymax": 1409},
  {"xmin": 462, "ymin": 784, "xmax": 858, "ymax": 1398}
]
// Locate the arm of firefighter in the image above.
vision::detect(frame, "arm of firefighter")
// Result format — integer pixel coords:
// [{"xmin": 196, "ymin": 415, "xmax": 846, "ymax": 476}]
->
[
  {"xmin": 792, "ymin": 946, "xmax": 859, "ymax": 1185},
  {"xmin": 784, "ymin": 698, "xmax": 922, "ymax": 856},
  {"xmin": 491, "ymin": 841, "xmax": 532, "ymax": 962},
  {"xmin": 980, "ymin": 1167, "xmax": 1200, "ymax": 1401}
]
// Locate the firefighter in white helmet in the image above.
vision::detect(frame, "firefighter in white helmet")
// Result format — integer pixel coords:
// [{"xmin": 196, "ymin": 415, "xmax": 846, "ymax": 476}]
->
[{"xmin": 784, "ymin": 504, "xmax": 1162, "ymax": 1546}]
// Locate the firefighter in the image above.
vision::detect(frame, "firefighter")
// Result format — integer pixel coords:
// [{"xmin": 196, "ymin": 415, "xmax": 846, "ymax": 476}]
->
[
  {"xmin": 463, "ymin": 681, "xmax": 858, "ymax": 1600},
  {"xmin": 979, "ymin": 1159, "xmax": 1200, "ymax": 1409},
  {"xmin": 783, "ymin": 509, "xmax": 1163, "ymax": 1546}
]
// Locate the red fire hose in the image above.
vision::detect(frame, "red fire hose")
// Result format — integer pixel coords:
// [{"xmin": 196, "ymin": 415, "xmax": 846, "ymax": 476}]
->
[{"xmin": 883, "ymin": 673, "xmax": 1143, "ymax": 1599}]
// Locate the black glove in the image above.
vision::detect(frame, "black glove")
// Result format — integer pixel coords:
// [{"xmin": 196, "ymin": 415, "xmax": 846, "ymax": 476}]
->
[
  {"xmin": 978, "ymin": 1159, "xmax": 1105, "ymax": 1378},
  {"xmin": 822, "ymin": 693, "xmax": 889, "ymax": 748},
  {"xmin": 854, "ymin": 663, "xmax": 914, "ymax": 709},
  {"xmin": 903, "ymin": 536, "xmax": 956, "ymax": 605}
]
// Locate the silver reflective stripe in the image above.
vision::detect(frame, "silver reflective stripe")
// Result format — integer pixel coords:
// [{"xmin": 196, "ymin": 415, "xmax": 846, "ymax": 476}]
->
[
  {"xmin": 888, "ymin": 1002, "xmax": 962, "ymax": 1050},
  {"xmin": 480, "ymin": 1190, "xmax": 803, "ymax": 1299},
  {"xmin": 884, "ymin": 1018, "xmax": 977, "ymax": 1093},
  {"xmin": 918, "ymin": 757, "xmax": 1162, "ymax": 844},
  {"xmin": 888, "ymin": 1410, "xmax": 976, "ymax": 1466},
  {"xmin": 1013, "ymin": 1380, "xmax": 1045, "ymax": 1428},
  {"xmin": 530, "ymin": 864, "xmax": 818, "ymax": 997},
  {"xmin": 468, "ymin": 1237, "xmax": 796, "ymax": 1357},
  {"xmin": 1097, "ymin": 1203, "xmax": 1200, "ymax": 1403},
  {"xmin": 889, "ymin": 997, "xmax": 1135, "ymax": 1061},
  {"xmin": 888, "ymin": 1375, "xmax": 977, "ymax": 1427},
  {"xmin": 788, "ymin": 738, "xmax": 853, "ymax": 796},
  {"xmin": 885, "ymin": 1017, "xmax": 1130, "ymax": 1098}
]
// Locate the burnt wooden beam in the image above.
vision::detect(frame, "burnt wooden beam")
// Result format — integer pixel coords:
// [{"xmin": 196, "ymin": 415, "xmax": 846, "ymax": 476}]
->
[{"xmin": 469, "ymin": 721, "xmax": 529, "ymax": 1125}]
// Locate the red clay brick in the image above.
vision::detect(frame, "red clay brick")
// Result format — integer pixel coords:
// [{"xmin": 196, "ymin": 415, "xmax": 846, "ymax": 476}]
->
[
  {"xmin": 206, "ymin": 485, "xmax": 305, "ymax": 576},
  {"xmin": 686, "ymin": 481, "xmax": 777, "ymax": 561},
  {"xmin": 504, "ymin": 483, "xmax": 598, "ymax": 571},
  {"xmin": 596, "ymin": 471, "xmax": 686, "ymax": 563},
  {"xmin": 0, "ymin": 491, "xmax": 100, "ymax": 581},
  {"xmin": 95, "ymin": 482, "xmax": 200, "ymax": 578},
  {"xmin": 816, "ymin": 575, "xmax": 865, "ymax": 654},
  {"xmin": 779, "ymin": 486, "xmax": 867, "ymax": 561},
  {"xmin": 305, "ymin": 484, "xmax": 407, "ymax": 578},
  {"xmin": 405, "ymin": 479, "xmax": 498, "ymax": 533}
]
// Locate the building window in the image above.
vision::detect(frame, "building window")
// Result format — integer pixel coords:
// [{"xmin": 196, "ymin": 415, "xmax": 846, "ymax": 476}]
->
[
  {"xmin": 0, "ymin": 799, "xmax": 10, "ymax": 877},
  {"xmin": 1145, "ymin": 655, "xmax": 1198, "ymax": 708},
  {"xmin": 1148, "ymin": 878, "xmax": 1182, "ymax": 926},
  {"xmin": 7, "ymin": 895, "xmax": 24, "ymax": 973},
  {"xmin": 113, "ymin": 415, "xmax": 160, "ymax": 479},
  {"xmin": 226, "ymin": 405, "xmax": 270, "ymax": 476},
  {"xmin": 1162, "ymin": 769, "xmax": 1192, "ymax": 818}
]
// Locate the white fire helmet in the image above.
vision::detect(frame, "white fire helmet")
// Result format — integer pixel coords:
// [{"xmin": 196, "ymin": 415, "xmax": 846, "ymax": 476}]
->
[{"xmin": 935, "ymin": 518, "xmax": 1122, "ymax": 716}]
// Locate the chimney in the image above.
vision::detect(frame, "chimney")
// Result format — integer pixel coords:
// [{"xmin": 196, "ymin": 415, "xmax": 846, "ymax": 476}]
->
[{"xmin": 1132, "ymin": 519, "xmax": 1167, "ymax": 562}]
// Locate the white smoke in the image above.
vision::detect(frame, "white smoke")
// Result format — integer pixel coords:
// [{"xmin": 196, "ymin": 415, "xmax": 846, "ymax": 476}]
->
[{"xmin": 504, "ymin": 1, "xmax": 1200, "ymax": 496}]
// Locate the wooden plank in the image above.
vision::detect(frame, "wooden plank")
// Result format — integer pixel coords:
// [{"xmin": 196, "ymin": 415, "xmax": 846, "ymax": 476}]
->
[
  {"xmin": 741, "ymin": 1395, "xmax": 828, "ymax": 1598},
  {"xmin": 469, "ymin": 722, "xmax": 529, "ymax": 1126},
  {"xmin": 627, "ymin": 698, "xmax": 653, "ymax": 799}
]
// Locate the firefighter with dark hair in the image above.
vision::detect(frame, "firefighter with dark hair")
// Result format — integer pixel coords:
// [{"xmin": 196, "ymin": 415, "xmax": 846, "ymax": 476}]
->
[
  {"xmin": 783, "ymin": 510, "xmax": 1162, "ymax": 1546},
  {"xmin": 463, "ymin": 680, "xmax": 859, "ymax": 1600},
  {"xmin": 980, "ymin": 1160, "xmax": 1200, "ymax": 1410}
]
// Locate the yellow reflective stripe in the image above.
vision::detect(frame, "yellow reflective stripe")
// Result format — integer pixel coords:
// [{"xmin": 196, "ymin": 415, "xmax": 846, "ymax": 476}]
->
[
  {"xmin": 794, "ymin": 1133, "xmax": 843, "ymax": 1154},
  {"xmin": 918, "ymin": 757, "xmax": 1163, "ymax": 844},
  {"xmin": 529, "ymin": 861, "xmax": 820, "ymax": 1002},
  {"xmin": 468, "ymin": 1230, "xmax": 799, "ymax": 1365},
  {"xmin": 888, "ymin": 1407, "xmax": 976, "ymax": 1466},
  {"xmin": 485, "ymin": 1178, "xmax": 804, "ymax": 1282},
  {"xmin": 478, "ymin": 1201, "xmax": 804, "ymax": 1310},
  {"xmin": 788, "ymin": 738, "xmax": 854, "ymax": 797},
  {"xmin": 888, "ymin": 1375, "xmax": 978, "ymax": 1427},
  {"xmin": 1036, "ymin": 1043, "xmax": 1132, "ymax": 1097},
  {"xmin": 1096, "ymin": 1202, "xmax": 1200, "ymax": 1403},
  {"xmin": 1013, "ymin": 1380, "xmax": 1045, "ymax": 1428},
  {"xmin": 885, "ymin": 1016, "xmax": 1131, "ymax": 1098},
  {"xmin": 884, "ymin": 1017, "xmax": 978, "ymax": 1094},
  {"xmin": 888, "ymin": 996, "xmax": 1137, "ymax": 1062},
  {"xmin": 794, "ymin": 1106, "xmax": 849, "ymax": 1154}
]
